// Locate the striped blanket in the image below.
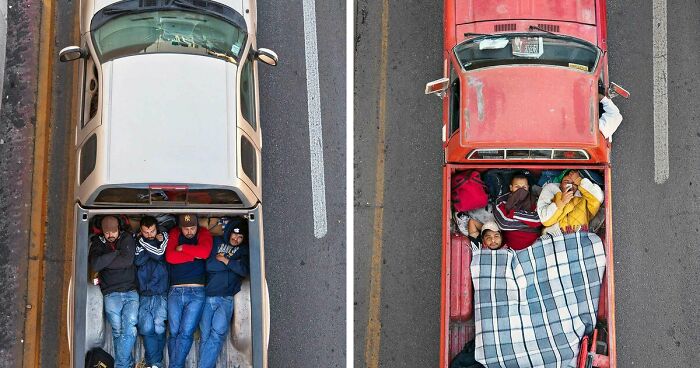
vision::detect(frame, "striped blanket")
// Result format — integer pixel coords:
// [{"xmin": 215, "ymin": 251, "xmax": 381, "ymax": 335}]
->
[{"xmin": 471, "ymin": 232, "xmax": 606, "ymax": 368}]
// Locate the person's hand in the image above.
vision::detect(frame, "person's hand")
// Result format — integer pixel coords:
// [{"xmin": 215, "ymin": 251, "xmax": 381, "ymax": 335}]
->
[
  {"xmin": 561, "ymin": 188, "xmax": 575, "ymax": 205},
  {"xmin": 216, "ymin": 253, "xmax": 229, "ymax": 265},
  {"xmin": 569, "ymin": 170, "xmax": 582, "ymax": 185},
  {"xmin": 156, "ymin": 234, "xmax": 164, "ymax": 242},
  {"xmin": 176, "ymin": 245, "xmax": 183, "ymax": 252}
]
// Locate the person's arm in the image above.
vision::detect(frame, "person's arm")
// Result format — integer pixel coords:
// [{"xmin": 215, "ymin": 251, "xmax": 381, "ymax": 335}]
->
[
  {"xmin": 225, "ymin": 251, "xmax": 250, "ymax": 277},
  {"xmin": 537, "ymin": 184, "xmax": 566, "ymax": 227},
  {"xmin": 134, "ymin": 244, "xmax": 148, "ymax": 266},
  {"xmin": 512, "ymin": 208, "xmax": 542, "ymax": 228},
  {"xmin": 179, "ymin": 227, "xmax": 213, "ymax": 259},
  {"xmin": 576, "ymin": 178, "xmax": 604, "ymax": 218},
  {"xmin": 467, "ymin": 218, "xmax": 481, "ymax": 238},
  {"xmin": 166, "ymin": 228, "xmax": 194, "ymax": 264},
  {"xmin": 105, "ymin": 235, "xmax": 136, "ymax": 269},
  {"xmin": 89, "ymin": 240, "xmax": 117, "ymax": 272},
  {"xmin": 138, "ymin": 232, "xmax": 168, "ymax": 261},
  {"xmin": 205, "ymin": 239, "xmax": 228, "ymax": 272},
  {"xmin": 599, "ymin": 96, "xmax": 623, "ymax": 140}
]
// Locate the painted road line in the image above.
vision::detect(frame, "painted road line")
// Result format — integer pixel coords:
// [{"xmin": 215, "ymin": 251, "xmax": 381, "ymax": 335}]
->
[
  {"xmin": 302, "ymin": 0, "xmax": 328, "ymax": 239},
  {"xmin": 652, "ymin": 0, "xmax": 669, "ymax": 184},
  {"xmin": 23, "ymin": 0, "xmax": 55, "ymax": 365},
  {"xmin": 364, "ymin": 0, "xmax": 390, "ymax": 367}
]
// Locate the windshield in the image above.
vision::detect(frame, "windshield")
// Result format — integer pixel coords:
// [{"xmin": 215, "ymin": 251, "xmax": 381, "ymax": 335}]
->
[
  {"xmin": 92, "ymin": 10, "xmax": 247, "ymax": 63},
  {"xmin": 454, "ymin": 34, "xmax": 599, "ymax": 72}
]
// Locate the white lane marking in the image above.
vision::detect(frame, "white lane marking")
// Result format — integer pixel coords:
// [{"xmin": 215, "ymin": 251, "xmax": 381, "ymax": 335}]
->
[
  {"xmin": 653, "ymin": 0, "xmax": 669, "ymax": 184},
  {"xmin": 302, "ymin": 0, "xmax": 328, "ymax": 238}
]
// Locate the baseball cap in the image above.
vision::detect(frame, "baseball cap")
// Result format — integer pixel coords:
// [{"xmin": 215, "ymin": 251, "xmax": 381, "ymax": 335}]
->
[
  {"xmin": 178, "ymin": 214, "xmax": 198, "ymax": 227},
  {"xmin": 480, "ymin": 221, "xmax": 500, "ymax": 236}
]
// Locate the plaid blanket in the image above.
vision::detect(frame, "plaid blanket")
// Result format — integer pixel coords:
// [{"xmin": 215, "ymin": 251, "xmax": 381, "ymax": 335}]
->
[{"xmin": 471, "ymin": 232, "xmax": 606, "ymax": 368}]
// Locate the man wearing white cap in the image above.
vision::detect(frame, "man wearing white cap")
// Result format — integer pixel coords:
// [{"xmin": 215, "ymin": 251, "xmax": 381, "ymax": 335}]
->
[{"xmin": 467, "ymin": 220, "xmax": 505, "ymax": 250}]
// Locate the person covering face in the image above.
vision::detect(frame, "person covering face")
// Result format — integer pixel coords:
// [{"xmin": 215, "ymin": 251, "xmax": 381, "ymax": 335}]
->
[{"xmin": 537, "ymin": 170, "xmax": 604, "ymax": 235}]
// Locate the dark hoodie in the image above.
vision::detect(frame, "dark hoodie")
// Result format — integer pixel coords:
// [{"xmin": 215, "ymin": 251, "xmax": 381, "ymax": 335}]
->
[
  {"xmin": 205, "ymin": 220, "xmax": 250, "ymax": 297},
  {"xmin": 89, "ymin": 231, "xmax": 138, "ymax": 295}
]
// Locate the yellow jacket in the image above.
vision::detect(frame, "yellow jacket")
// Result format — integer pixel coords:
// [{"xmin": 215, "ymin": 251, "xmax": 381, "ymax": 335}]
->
[{"xmin": 537, "ymin": 179, "xmax": 604, "ymax": 233}]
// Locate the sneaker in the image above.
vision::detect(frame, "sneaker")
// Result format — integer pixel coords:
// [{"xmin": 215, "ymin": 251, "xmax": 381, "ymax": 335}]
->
[{"xmin": 453, "ymin": 211, "xmax": 470, "ymax": 236}]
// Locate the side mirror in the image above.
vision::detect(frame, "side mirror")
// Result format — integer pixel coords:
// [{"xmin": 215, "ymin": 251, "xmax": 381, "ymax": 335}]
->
[
  {"xmin": 609, "ymin": 82, "xmax": 630, "ymax": 99},
  {"xmin": 58, "ymin": 46, "xmax": 87, "ymax": 62},
  {"xmin": 255, "ymin": 48, "xmax": 278, "ymax": 66},
  {"xmin": 425, "ymin": 77, "xmax": 449, "ymax": 97}
]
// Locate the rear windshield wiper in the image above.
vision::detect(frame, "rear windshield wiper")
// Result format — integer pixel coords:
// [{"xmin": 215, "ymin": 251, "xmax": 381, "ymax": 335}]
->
[
  {"xmin": 528, "ymin": 25, "xmax": 556, "ymax": 35},
  {"xmin": 463, "ymin": 32, "xmax": 491, "ymax": 37}
]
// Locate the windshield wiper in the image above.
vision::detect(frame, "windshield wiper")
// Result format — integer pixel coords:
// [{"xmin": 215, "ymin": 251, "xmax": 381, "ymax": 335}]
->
[
  {"xmin": 103, "ymin": 7, "xmax": 137, "ymax": 15},
  {"xmin": 206, "ymin": 49, "xmax": 236, "ymax": 63},
  {"xmin": 463, "ymin": 32, "xmax": 490, "ymax": 37},
  {"xmin": 528, "ymin": 25, "xmax": 556, "ymax": 35},
  {"xmin": 171, "ymin": 0, "xmax": 207, "ymax": 12}
]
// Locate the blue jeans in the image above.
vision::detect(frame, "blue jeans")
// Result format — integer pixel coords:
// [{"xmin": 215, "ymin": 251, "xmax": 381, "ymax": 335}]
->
[
  {"xmin": 137, "ymin": 295, "xmax": 167, "ymax": 368},
  {"xmin": 198, "ymin": 296, "xmax": 234, "ymax": 368},
  {"xmin": 104, "ymin": 290, "xmax": 139, "ymax": 368},
  {"xmin": 167, "ymin": 286, "xmax": 205, "ymax": 368}
]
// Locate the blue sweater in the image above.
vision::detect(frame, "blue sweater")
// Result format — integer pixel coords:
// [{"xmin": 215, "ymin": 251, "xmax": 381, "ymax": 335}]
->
[{"xmin": 205, "ymin": 222, "xmax": 250, "ymax": 297}]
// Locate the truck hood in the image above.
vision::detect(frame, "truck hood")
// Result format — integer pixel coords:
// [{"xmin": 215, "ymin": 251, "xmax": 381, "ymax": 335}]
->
[
  {"xmin": 102, "ymin": 53, "xmax": 238, "ymax": 186},
  {"xmin": 461, "ymin": 66, "xmax": 598, "ymax": 147},
  {"xmin": 456, "ymin": 0, "xmax": 597, "ymax": 25}
]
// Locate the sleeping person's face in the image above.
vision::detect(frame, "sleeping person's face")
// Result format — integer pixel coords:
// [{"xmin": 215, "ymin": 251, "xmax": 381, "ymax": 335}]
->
[{"xmin": 482, "ymin": 230, "xmax": 503, "ymax": 250}]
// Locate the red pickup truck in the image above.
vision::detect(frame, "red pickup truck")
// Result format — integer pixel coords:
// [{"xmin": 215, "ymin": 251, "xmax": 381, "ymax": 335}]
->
[{"xmin": 425, "ymin": 1, "xmax": 628, "ymax": 367}]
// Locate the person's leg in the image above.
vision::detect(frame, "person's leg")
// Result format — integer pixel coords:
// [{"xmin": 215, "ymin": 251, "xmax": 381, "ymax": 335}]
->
[
  {"xmin": 172, "ymin": 287, "xmax": 206, "ymax": 366},
  {"xmin": 198, "ymin": 297, "xmax": 215, "ymax": 355},
  {"xmin": 120, "ymin": 290, "xmax": 139, "ymax": 368},
  {"xmin": 167, "ymin": 287, "xmax": 185, "ymax": 368},
  {"xmin": 151, "ymin": 294, "xmax": 168, "ymax": 368},
  {"xmin": 197, "ymin": 296, "xmax": 234, "ymax": 368},
  {"xmin": 138, "ymin": 295, "xmax": 159, "ymax": 366},
  {"xmin": 104, "ymin": 292, "xmax": 131, "ymax": 368},
  {"xmin": 104, "ymin": 293, "xmax": 125, "ymax": 367}
]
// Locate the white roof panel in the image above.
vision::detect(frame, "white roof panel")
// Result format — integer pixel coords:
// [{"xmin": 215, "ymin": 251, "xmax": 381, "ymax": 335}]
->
[{"xmin": 105, "ymin": 53, "xmax": 237, "ymax": 186}]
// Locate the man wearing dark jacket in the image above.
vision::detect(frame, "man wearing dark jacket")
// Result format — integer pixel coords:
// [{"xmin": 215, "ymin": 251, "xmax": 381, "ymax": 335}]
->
[
  {"xmin": 134, "ymin": 215, "xmax": 169, "ymax": 368},
  {"xmin": 165, "ymin": 214, "xmax": 213, "ymax": 368},
  {"xmin": 198, "ymin": 218, "xmax": 250, "ymax": 368},
  {"xmin": 89, "ymin": 216, "xmax": 138, "ymax": 368}
]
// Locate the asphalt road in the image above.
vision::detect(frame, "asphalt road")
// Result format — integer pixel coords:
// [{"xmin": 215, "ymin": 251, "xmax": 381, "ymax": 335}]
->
[
  {"xmin": 354, "ymin": 1, "xmax": 700, "ymax": 367},
  {"xmin": 1, "ymin": 0, "xmax": 346, "ymax": 367}
]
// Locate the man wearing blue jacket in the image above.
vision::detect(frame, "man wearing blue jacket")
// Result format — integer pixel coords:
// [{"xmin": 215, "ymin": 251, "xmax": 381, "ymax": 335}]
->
[
  {"xmin": 199, "ymin": 217, "xmax": 250, "ymax": 368},
  {"xmin": 134, "ymin": 215, "xmax": 169, "ymax": 368}
]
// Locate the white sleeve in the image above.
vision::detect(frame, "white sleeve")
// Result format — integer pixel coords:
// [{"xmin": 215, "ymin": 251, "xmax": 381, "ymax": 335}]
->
[
  {"xmin": 578, "ymin": 178, "xmax": 604, "ymax": 203},
  {"xmin": 537, "ymin": 184, "xmax": 560, "ymax": 224},
  {"xmin": 599, "ymin": 96, "xmax": 623, "ymax": 141}
]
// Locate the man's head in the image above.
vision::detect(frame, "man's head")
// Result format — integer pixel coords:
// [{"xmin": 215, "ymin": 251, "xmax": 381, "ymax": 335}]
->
[
  {"xmin": 509, "ymin": 173, "xmax": 529, "ymax": 193},
  {"xmin": 139, "ymin": 215, "xmax": 158, "ymax": 240},
  {"xmin": 101, "ymin": 216, "xmax": 120, "ymax": 243},
  {"xmin": 559, "ymin": 170, "xmax": 581, "ymax": 193},
  {"xmin": 481, "ymin": 221, "xmax": 503, "ymax": 250},
  {"xmin": 227, "ymin": 218, "xmax": 248, "ymax": 246},
  {"xmin": 179, "ymin": 214, "xmax": 198, "ymax": 239}
]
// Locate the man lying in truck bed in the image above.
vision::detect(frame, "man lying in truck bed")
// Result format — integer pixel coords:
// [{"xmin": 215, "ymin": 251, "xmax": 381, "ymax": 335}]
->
[{"xmin": 537, "ymin": 169, "xmax": 604, "ymax": 235}]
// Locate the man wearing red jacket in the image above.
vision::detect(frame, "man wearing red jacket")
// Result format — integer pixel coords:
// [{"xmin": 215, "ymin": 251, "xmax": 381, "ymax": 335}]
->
[{"xmin": 165, "ymin": 214, "xmax": 212, "ymax": 368}]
